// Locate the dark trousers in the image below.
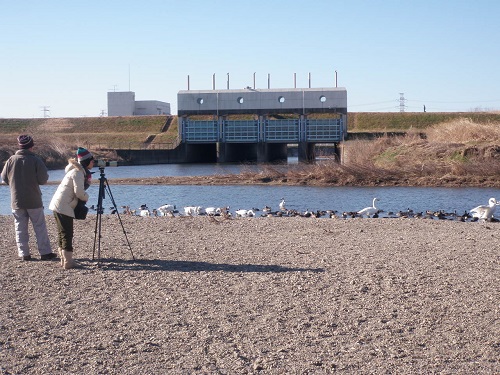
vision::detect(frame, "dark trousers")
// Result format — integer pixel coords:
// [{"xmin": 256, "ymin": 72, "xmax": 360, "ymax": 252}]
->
[{"xmin": 53, "ymin": 212, "xmax": 74, "ymax": 251}]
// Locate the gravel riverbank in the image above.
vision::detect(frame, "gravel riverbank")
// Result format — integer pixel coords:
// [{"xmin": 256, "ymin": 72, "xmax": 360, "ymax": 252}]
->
[{"xmin": 0, "ymin": 215, "xmax": 498, "ymax": 374}]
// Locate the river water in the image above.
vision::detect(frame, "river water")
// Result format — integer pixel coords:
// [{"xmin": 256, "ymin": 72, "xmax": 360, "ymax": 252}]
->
[{"xmin": 1, "ymin": 162, "xmax": 499, "ymax": 217}]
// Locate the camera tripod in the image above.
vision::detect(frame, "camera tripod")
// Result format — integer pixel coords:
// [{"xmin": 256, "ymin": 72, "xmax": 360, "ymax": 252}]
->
[{"xmin": 92, "ymin": 166, "xmax": 135, "ymax": 262}]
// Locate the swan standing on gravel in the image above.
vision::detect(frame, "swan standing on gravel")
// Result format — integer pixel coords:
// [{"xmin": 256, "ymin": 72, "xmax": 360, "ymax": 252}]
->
[
  {"xmin": 184, "ymin": 206, "xmax": 203, "ymax": 216},
  {"xmin": 470, "ymin": 197, "xmax": 498, "ymax": 220},
  {"xmin": 279, "ymin": 198, "xmax": 286, "ymax": 211},
  {"xmin": 204, "ymin": 207, "xmax": 219, "ymax": 216},
  {"xmin": 357, "ymin": 198, "xmax": 380, "ymax": 218},
  {"xmin": 235, "ymin": 209, "xmax": 255, "ymax": 217},
  {"xmin": 139, "ymin": 204, "xmax": 151, "ymax": 217},
  {"xmin": 158, "ymin": 204, "xmax": 176, "ymax": 216}
]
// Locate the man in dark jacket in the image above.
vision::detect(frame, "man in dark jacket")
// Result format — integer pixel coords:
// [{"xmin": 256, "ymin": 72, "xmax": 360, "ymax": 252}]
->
[{"xmin": 1, "ymin": 135, "xmax": 56, "ymax": 261}]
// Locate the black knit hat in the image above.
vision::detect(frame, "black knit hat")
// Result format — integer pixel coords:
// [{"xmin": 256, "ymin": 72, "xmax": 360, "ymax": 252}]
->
[{"xmin": 18, "ymin": 135, "xmax": 34, "ymax": 149}]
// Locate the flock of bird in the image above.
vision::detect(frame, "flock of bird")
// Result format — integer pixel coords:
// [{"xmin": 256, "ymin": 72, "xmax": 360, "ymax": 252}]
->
[{"xmin": 100, "ymin": 196, "xmax": 500, "ymax": 222}]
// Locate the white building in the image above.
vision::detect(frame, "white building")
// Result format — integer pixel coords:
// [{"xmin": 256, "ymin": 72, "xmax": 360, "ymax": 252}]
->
[{"xmin": 107, "ymin": 91, "xmax": 171, "ymax": 116}]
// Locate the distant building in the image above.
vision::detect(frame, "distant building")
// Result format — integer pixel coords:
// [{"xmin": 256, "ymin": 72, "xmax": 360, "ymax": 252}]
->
[
  {"xmin": 107, "ymin": 91, "xmax": 135, "ymax": 116},
  {"xmin": 107, "ymin": 91, "xmax": 171, "ymax": 116}
]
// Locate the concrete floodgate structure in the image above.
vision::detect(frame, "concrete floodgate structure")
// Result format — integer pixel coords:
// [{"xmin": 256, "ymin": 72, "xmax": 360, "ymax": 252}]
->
[{"xmin": 177, "ymin": 87, "xmax": 347, "ymax": 163}]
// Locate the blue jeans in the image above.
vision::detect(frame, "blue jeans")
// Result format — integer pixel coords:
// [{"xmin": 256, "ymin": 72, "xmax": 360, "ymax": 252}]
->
[{"xmin": 12, "ymin": 208, "xmax": 52, "ymax": 257}]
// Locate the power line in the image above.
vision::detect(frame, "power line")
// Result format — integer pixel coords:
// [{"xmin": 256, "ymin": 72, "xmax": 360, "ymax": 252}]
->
[
  {"xmin": 348, "ymin": 100, "xmax": 396, "ymax": 107},
  {"xmin": 40, "ymin": 106, "xmax": 50, "ymax": 118},
  {"xmin": 410, "ymin": 98, "xmax": 500, "ymax": 104},
  {"xmin": 350, "ymin": 106, "xmax": 400, "ymax": 112},
  {"xmin": 399, "ymin": 93, "xmax": 407, "ymax": 113}
]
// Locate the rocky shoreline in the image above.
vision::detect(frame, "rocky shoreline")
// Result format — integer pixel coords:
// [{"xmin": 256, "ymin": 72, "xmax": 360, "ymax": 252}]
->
[{"xmin": 0, "ymin": 215, "xmax": 498, "ymax": 374}]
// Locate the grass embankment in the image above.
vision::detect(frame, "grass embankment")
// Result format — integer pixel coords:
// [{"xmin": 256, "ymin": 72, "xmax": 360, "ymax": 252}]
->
[
  {"xmin": 0, "ymin": 116, "xmax": 178, "ymax": 168},
  {"xmin": 340, "ymin": 119, "xmax": 499, "ymax": 186},
  {"xmin": 0, "ymin": 115, "xmax": 179, "ymax": 145},
  {"xmin": 347, "ymin": 112, "xmax": 500, "ymax": 132},
  {"xmin": 246, "ymin": 118, "xmax": 500, "ymax": 187},
  {"xmin": 0, "ymin": 113, "xmax": 499, "ymax": 187}
]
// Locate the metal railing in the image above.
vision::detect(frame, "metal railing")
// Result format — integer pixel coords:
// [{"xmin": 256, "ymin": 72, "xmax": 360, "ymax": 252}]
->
[
  {"xmin": 92, "ymin": 141, "xmax": 178, "ymax": 150},
  {"xmin": 183, "ymin": 120, "xmax": 218, "ymax": 142},
  {"xmin": 223, "ymin": 120, "xmax": 259, "ymax": 142},
  {"xmin": 265, "ymin": 119, "xmax": 300, "ymax": 142},
  {"xmin": 180, "ymin": 117, "xmax": 344, "ymax": 143},
  {"xmin": 306, "ymin": 119, "xmax": 343, "ymax": 142}
]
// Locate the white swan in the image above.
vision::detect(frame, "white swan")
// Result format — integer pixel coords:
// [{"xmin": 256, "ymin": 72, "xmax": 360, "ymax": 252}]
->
[
  {"xmin": 470, "ymin": 197, "xmax": 498, "ymax": 220},
  {"xmin": 279, "ymin": 198, "xmax": 286, "ymax": 211},
  {"xmin": 235, "ymin": 209, "xmax": 255, "ymax": 217},
  {"xmin": 357, "ymin": 198, "xmax": 380, "ymax": 218},
  {"xmin": 138, "ymin": 204, "xmax": 150, "ymax": 216},
  {"xmin": 158, "ymin": 204, "xmax": 176, "ymax": 215},
  {"xmin": 204, "ymin": 207, "xmax": 219, "ymax": 216},
  {"xmin": 184, "ymin": 206, "xmax": 203, "ymax": 216}
]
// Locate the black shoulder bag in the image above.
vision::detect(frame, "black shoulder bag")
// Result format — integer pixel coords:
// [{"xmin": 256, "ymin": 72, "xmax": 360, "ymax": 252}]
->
[{"xmin": 74, "ymin": 199, "xmax": 89, "ymax": 220}]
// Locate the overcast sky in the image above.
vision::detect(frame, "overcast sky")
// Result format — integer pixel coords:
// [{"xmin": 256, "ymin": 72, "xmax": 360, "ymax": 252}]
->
[{"xmin": 1, "ymin": 0, "xmax": 499, "ymax": 118}]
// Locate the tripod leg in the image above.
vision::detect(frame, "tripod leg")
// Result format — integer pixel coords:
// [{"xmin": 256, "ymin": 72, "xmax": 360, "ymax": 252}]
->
[
  {"xmin": 92, "ymin": 213, "xmax": 98, "ymax": 260},
  {"xmin": 97, "ymin": 213, "xmax": 103, "ymax": 261},
  {"xmin": 92, "ymin": 213, "xmax": 102, "ymax": 261},
  {"xmin": 104, "ymin": 179, "xmax": 135, "ymax": 260},
  {"xmin": 115, "ymin": 210, "xmax": 135, "ymax": 260},
  {"xmin": 92, "ymin": 172, "xmax": 106, "ymax": 262}
]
